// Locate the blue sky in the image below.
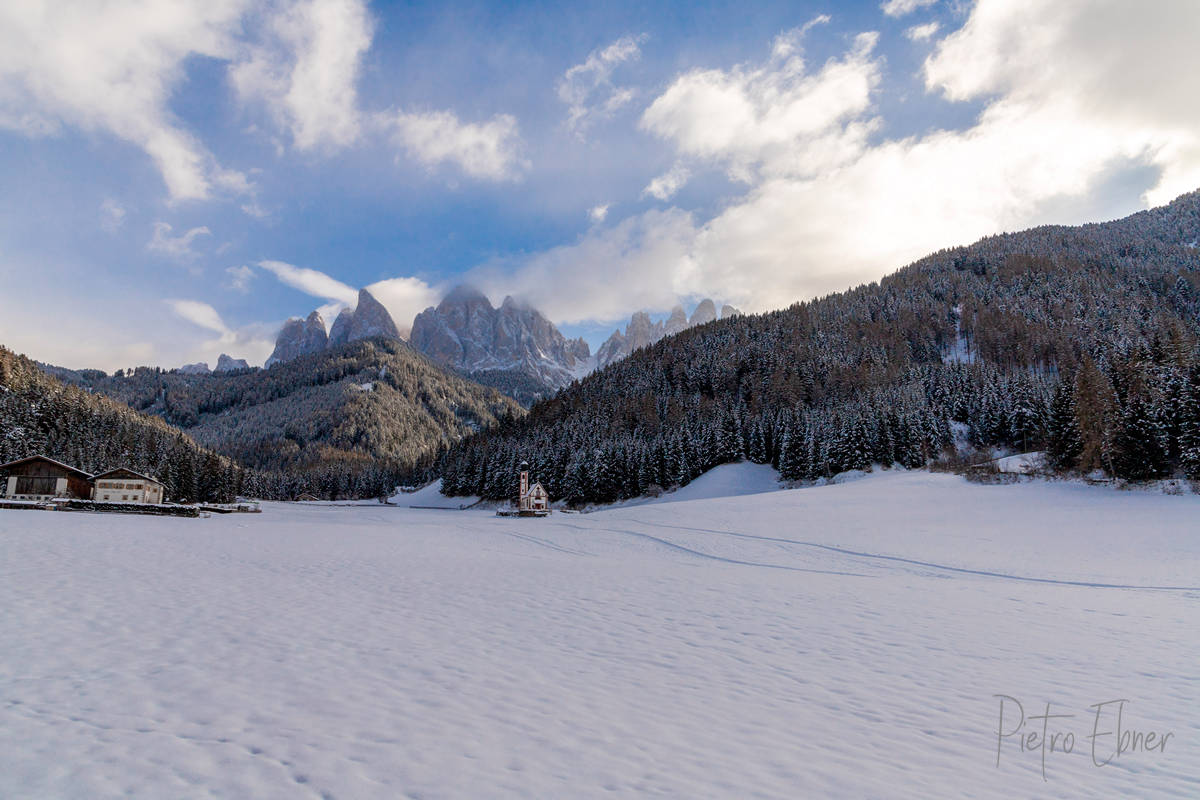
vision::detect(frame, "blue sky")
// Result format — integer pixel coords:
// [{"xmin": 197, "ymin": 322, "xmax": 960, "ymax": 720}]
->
[{"xmin": 2, "ymin": 0, "xmax": 1199, "ymax": 370}]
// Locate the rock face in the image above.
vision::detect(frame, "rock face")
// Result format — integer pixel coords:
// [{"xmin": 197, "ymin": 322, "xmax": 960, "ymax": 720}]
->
[
  {"xmin": 215, "ymin": 354, "xmax": 251, "ymax": 372},
  {"xmin": 663, "ymin": 305, "xmax": 690, "ymax": 336},
  {"xmin": 179, "ymin": 362, "xmax": 210, "ymax": 375},
  {"xmin": 327, "ymin": 307, "xmax": 355, "ymax": 348},
  {"xmin": 267, "ymin": 289, "xmax": 404, "ymax": 368},
  {"xmin": 689, "ymin": 299, "xmax": 717, "ymax": 326},
  {"xmin": 266, "ymin": 310, "xmax": 330, "ymax": 368},
  {"xmin": 344, "ymin": 288, "xmax": 401, "ymax": 344},
  {"xmin": 595, "ymin": 298, "xmax": 735, "ymax": 369},
  {"xmin": 409, "ymin": 285, "xmax": 591, "ymax": 401}
]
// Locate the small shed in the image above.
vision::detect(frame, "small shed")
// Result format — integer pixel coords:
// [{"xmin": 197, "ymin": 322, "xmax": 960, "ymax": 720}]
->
[
  {"xmin": 0, "ymin": 455, "xmax": 93, "ymax": 501},
  {"xmin": 91, "ymin": 468, "xmax": 166, "ymax": 504}
]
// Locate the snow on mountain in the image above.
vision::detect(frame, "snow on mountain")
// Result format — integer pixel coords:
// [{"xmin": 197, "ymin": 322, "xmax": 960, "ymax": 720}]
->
[
  {"xmin": 3, "ymin": 471, "xmax": 1197, "ymax": 798},
  {"xmin": 409, "ymin": 285, "xmax": 591, "ymax": 397}
]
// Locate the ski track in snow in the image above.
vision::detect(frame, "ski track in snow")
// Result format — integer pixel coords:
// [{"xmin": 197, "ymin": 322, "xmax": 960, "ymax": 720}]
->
[{"xmin": 2, "ymin": 469, "xmax": 1198, "ymax": 798}]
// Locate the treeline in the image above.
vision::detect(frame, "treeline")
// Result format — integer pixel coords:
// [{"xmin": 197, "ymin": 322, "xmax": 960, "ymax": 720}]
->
[
  {"xmin": 1, "ymin": 347, "xmax": 241, "ymax": 503},
  {"xmin": 49, "ymin": 339, "xmax": 522, "ymax": 499},
  {"xmin": 441, "ymin": 190, "xmax": 1200, "ymax": 504}
]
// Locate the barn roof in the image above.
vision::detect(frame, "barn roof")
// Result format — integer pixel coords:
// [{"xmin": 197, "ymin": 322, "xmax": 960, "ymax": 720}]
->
[
  {"xmin": 0, "ymin": 455, "xmax": 92, "ymax": 479},
  {"xmin": 92, "ymin": 468, "xmax": 163, "ymax": 485}
]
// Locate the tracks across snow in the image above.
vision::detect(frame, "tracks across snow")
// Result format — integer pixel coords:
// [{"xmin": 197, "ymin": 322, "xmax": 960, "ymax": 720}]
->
[{"xmin": 2, "ymin": 469, "xmax": 1199, "ymax": 798}]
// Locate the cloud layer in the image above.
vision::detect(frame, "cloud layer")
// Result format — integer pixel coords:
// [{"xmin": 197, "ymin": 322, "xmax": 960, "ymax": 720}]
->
[{"xmin": 493, "ymin": 0, "xmax": 1200, "ymax": 321}]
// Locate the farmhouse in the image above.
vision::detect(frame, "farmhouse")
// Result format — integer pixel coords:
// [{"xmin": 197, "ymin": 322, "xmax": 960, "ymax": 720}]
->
[
  {"xmin": 0, "ymin": 455, "xmax": 93, "ymax": 501},
  {"xmin": 91, "ymin": 469, "xmax": 165, "ymax": 505}
]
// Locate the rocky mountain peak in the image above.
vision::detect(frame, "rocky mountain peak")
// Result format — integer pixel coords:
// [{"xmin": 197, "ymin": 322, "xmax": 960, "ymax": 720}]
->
[
  {"xmin": 595, "ymin": 298, "xmax": 732, "ymax": 369},
  {"xmin": 346, "ymin": 288, "xmax": 401, "ymax": 343},
  {"xmin": 408, "ymin": 284, "xmax": 592, "ymax": 404},
  {"xmin": 270, "ymin": 290, "xmax": 404, "ymax": 368},
  {"xmin": 689, "ymin": 299, "xmax": 717, "ymax": 326},
  {"xmin": 266, "ymin": 311, "xmax": 329, "ymax": 368},
  {"xmin": 215, "ymin": 354, "xmax": 251, "ymax": 372},
  {"xmin": 328, "ymin": 307, "xmax": 355, "ymax": 347},
  {"xmin": 179, "ymin": 362, "xmax": 210, "ymax": 375}
]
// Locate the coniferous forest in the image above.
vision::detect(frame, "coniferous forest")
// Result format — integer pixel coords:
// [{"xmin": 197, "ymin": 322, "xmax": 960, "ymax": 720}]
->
[
  {"xmin": 1, "ymin": 347, "xmax": 243, "ymax": 503},
  {"xmin": 40, "ymin": 339, "xmax": 522, "ymax": 500},
  {"xmin": 440, "ymin": 190, "xmax": 1200, "ymax": 504}
]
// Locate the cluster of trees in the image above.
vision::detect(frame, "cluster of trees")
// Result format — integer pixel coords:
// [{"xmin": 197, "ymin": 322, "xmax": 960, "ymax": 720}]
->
[
  {"xmin": 441, "ymin": 190, "xmax": 1200, "ymax": 504},
  {"xmin": 50, "ymin": 339, "xmax": 521, "ymax": 499},
  {"xmin": 1, "ymin": 347, "xmax": 242, "ymax": 503}
]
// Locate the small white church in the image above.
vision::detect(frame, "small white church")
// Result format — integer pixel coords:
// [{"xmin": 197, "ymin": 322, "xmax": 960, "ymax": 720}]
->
[{"xmin": 500, "ymin": 461, "xmax": 550, "ymax": 517}]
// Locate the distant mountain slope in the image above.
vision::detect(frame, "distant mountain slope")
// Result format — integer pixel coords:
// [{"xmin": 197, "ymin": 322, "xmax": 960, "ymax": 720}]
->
[
  {"xmin": 55, "ymin": 338, "xmax": 523, "ymax": 497},
  {"xmin": 441, "ymin": 190, "xmax": 1200, "ymax": 503},
  {"xmin": 409, "ymin": 285, "xmax": 591, "ymax": 405},
  {"xmin": 0, "ymin": 346, "xmax": 242, "ymax": 503}
]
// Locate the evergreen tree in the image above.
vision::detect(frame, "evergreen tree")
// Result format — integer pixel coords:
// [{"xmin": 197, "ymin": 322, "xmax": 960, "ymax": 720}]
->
[{"xmin": 1045, "ymin": 379, "xmax": 1082, "ymax": 472}]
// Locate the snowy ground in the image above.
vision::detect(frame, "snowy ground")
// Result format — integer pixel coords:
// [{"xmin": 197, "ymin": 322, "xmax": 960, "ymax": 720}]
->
[{"xmin": 2, "ymin": 469, "xmax": 1198, "ymax": 798}]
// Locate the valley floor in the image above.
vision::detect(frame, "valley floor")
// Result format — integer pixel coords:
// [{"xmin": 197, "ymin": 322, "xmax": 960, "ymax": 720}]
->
[{"xmin": 1, "ymin": 470, "xmax": 1198, "ymax": 798}]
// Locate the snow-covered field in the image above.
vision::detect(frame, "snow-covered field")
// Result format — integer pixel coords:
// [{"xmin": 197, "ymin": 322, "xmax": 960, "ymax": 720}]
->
[{"xmin": 2, "ymin": 469, "xmax": 1198, "ymax": 798}]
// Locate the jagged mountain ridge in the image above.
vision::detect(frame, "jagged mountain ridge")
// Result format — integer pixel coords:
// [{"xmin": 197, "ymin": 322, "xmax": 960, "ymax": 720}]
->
[
  {"xmin": 595, "ymin": 299, "xmax": 740, "ymax": 368},
  {"xmin": 176, "ymin": 354, "xmax": 253, "ymax": 375},
  {"xmin": 265, "ymin": 282, "xmax": 743, "ymax": 405},
  {"xmin": 264, "ymin": 288, "xmax": 404, "ymax": 369},
  {"xmin": 408, "ymin": 285, "xmax": 591, "ymax": 405}
]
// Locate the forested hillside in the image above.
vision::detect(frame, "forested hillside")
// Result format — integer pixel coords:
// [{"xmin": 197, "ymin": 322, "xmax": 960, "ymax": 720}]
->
[
  {"xmin": 1, "ymin": 347, "xmax": 241, "ymax": 503},
  {"xmin": 441, "ymin": 190, "xmax": 1200, "ymax": 503},
  {"xmin": 50, "ymin": 338, "xmax": 522, "ymax": 498}
]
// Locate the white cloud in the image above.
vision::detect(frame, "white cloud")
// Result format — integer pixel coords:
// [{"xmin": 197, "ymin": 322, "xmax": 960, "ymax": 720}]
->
[
  {"xmin": 471, "ymin": 209, "xmax": 699, "ymax": 324},
  {"xmin": 166, "ymin": 298, "xmax": 276, "ymax": 366},
  {"xmin": 881, "ymin": 0, "xmax": 938, "ymax": 18},
  {"xmin": 0, "ymin": 0, "xmax": 376, "ymax": 201},
  {"xmin": 491, "ymin": 2, "xmax": 1200, "ymax": 324},
  {"xmin": 147, "ymin": 222, "xmax": 211, "ymax": 260},
  {"xmin": 589, "ymin": 204, "xmax": 610, "ymax": 223},
  {"xmin": 364, "ymin": 277, "xmax": 440, "ymax": 336},
  {"xmin": 230, "ymin": 0, "xmax": 372, "ymax": 151},
  {"xmin": 385, "ymin": 110, "xmax": 527, "ymax": 181},
  {"xmin": 640, "ymin": 24, "xmax": 881, "ymax": 182},
  {"xmin": 0, "ymin": 0, "xmax": 252, "ymax": 202},
  {"xmin": 905, "ymin": 21, "xmax": 941, "ymax": 41},
  {"xmin": 225, "ymin": 265, "xmax": 255, "ymax": 292},
  {"xmin": 558, "ymin": 34, "xmax": 647, "ymax": 135},
  {"xmin": 642, "ymin": 164, "xmax": 691, "ymax": 201},
  {"xmin": 99, "ymin": 199, "xmax": 126, "ymax": 232},
  {"xmin": 257, "ymin": 260, "xmax": 437, "ymax": 334},
  {"xmin": 923, "ymin": 0, "xmax": 1200, "ymax": 205},
  {"xmin": 259, "ymin": 259, "xmax": 358, "ymax": 305},
  {"xmin": 168, "ymin": 299, "xmax": 230, "ymax": 335}
]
